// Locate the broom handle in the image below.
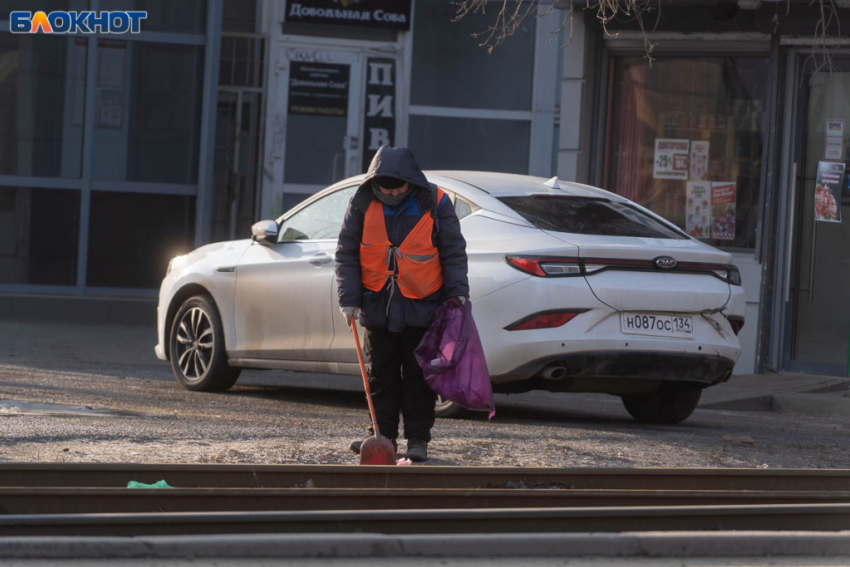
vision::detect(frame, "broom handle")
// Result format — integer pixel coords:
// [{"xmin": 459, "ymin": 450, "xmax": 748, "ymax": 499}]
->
[{"xmin": 350, "ymin": 317, "xmax": 381, "ymax": 438}]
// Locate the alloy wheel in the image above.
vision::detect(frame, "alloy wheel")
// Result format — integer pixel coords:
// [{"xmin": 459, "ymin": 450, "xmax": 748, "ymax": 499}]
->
[{"xmin": 174, "ymin": 307, "xmax": 215, "ymax": 381}]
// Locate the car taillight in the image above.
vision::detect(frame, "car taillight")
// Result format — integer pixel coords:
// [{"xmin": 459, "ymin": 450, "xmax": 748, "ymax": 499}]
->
[
  {"xmin": 505, "ymin": 256, "xmax": 581, "ymax": 277},
  {"xmin": 506, "ymin": 311, "xmax": 581, "ymax": 331},
  {"xmin": 727, "ymin": 265, "xmax": 742, "ymax": 286},
  {"xmin": 727, "ymin": 316, "xmax": 745, "ymax": 335}
]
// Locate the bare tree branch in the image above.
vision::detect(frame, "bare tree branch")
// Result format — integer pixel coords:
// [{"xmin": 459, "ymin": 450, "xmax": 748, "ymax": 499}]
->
[
  {"xmin": 454, "ymin": 0, "xmax": 843, "ymax": 76},
  {"xmin": 452, "ymin": 0, "xmax": 660, "ymax": 64}
]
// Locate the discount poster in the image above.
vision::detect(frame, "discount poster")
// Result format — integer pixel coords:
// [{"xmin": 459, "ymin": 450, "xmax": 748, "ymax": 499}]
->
[
  {"xmin": 815, "ymin": 160, "xmax": 844, "ymax": 223},
  {"xmin": 653, "ymin": 139, "xmax": 689, "ymax": 179},
  {"xmin": 710, "ymin": 183, "xmax": 737, "ymax": 240},
  {"xmin": 686, "ymin": 182, "xmax": 711, "ymax": 238}
]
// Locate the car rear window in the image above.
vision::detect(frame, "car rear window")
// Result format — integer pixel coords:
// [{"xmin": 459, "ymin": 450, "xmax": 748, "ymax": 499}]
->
[{"xmin": 497, "ymin": 196, "xmax": 688, "ymax": 239}]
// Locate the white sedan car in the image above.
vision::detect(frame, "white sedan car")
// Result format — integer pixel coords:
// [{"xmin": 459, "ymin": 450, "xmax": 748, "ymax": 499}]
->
[{"xmin": 156, "ymin": 172, "xmax": 744, "ymax": 424}]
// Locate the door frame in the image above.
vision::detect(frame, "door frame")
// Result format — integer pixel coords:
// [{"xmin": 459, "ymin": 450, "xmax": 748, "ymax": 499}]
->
[
  {"xmin": 214, "ymin": 87, "xmax": 263, "ymax": 241},
  {"xmin": 276, "ymin": 41, "xmax": 367, "ymax": 210},
  {"xmin": 778, "ymin": 49, "xmax": 850, "ymax": 376}
]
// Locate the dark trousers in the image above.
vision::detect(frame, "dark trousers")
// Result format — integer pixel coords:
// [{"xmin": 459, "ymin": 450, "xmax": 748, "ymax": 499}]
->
[{"xmin": 364, "ymin": 326, "xmax": 436, "ymax": 442}]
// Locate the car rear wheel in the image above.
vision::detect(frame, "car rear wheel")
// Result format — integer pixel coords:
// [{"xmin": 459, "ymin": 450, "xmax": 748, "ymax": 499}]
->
[
  {"xmin": 621, "ymin": 383, "xmax": 702, "ymax": 424},
  {"xmin": 434, "ymin": 395, "xmax": 467, "ymax": 418},
  {"xmin": 169, "ymin": 294, "xmax": 241, "ymax": 392}
]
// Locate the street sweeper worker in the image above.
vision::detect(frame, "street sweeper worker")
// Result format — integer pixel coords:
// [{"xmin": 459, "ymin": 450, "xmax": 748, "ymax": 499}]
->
[{"xmin": 335, "ymin": 146, "xmax": 469, "ymax": 462}]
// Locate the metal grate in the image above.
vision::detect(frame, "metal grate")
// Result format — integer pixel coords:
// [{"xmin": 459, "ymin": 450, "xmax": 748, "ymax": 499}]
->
[{"xmin": 219, "ymin": 33, "xmax": 265, "ymax": 88}]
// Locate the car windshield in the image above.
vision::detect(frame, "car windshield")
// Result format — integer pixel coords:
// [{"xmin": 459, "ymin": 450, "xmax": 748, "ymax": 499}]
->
[{"xmin": 497, "ymin": 196, "xmax": 688, "ymax": 239}]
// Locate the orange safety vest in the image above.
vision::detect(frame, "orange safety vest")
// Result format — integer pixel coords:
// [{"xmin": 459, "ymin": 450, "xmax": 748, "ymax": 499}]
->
[{"xmin": 360, "ymin": 188, "xmax": 444, "ymax": 299}]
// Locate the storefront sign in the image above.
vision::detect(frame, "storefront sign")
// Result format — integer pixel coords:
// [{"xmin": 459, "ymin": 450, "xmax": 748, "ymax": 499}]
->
[
  {"xmin": 653, "ymin": 139, "xmax": 689, "ymax": 180},
  {"xmin": 285, "ymin": 0, "xmax": 412, "ymax": 31},
  {"xmin": 815, "ymin": 160, "xmax": 844, "ymax": 223},
  {"xmin": 710, "ymin": 182, "xmax": 737, "ymax": 240},
  {"xmin": 686, "ymin": 182, "xmax": 711, "ymax": 239},
  {"xmin": 287, "ymin": 62, "xmax": 349, "ymax": 117},
  {"xmin": 689, "ymin": 141, "xmax": 709, "ymax": 181},
  {"xmin": 362, "ymin": 57, "xmax": 396, "ymax": 172},
  {"xmin": 825, "ymin": 119, "xmax": 844, "ymax": 161}
]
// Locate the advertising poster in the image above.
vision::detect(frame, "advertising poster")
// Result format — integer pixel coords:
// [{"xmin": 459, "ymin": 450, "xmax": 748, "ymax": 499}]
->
[
  {"xmin": 653, "ymin": 139, "xmax": 689, "ymax": 179},
  {"xmin": 710, "ymin": 182, "xmax": 737, "ymax": 240},
  {"xmin": 288, "ymin": 62, "xmax": 350, "ymax": 117},
  {"xmin": 815, "ymin": 160, "xmax": 844, "ymax": 223},
  {"xmin": 825, "ymin": 119, "xmax": 844, "ymax": 161},
  {"xmin": 689, "ymin": 141, "xmax": 710, "ymax": 181},
  {"xmin": 686, "ymin": 182, "xmax": 711, "ymax": 238}
]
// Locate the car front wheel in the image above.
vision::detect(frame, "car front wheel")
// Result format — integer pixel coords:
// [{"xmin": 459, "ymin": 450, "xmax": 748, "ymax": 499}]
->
[
  {"xmin": 621, "ymin": 383, "xmax": 702, "ymax": 424},
  {"xmin": 434, "ymin": 395, "xmax": 467, "ymax": 418},
  {"xmin": 169, "ymin": 294, "xmax": 240, "ymax": 392}
]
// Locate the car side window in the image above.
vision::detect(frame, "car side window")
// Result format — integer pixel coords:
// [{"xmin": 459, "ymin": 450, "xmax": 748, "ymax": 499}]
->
[{"xmin": 278, "ymin": 186, "xmax": 358, "ymax": 242}]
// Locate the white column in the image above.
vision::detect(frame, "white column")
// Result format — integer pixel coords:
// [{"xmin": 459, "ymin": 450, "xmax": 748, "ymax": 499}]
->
[{"xmin": 557, "ymin": 15, "xmax": 586, "ymax": 182}]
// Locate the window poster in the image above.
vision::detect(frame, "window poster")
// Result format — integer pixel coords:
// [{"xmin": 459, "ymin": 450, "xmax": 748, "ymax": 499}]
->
[
  {"xmin": 710, "ymin": 182, "xmax": 737, "ymax": 240},
  {"xmin": 287, "ymin": 62, "xmax": 350, "ymax": 117},
  {"xmin": 825, "ymin": 119, "xmax": 844, "ymax": 161},
  {"xmin": 686, "ymin": 182, "xmax": 711, "ymax": 238},
  {"xmin": 653, "ymin": 139, "xmax": 689, "ymax": 179},
  {"xmin": 815, "ymin": 160, "xmax": 844, "ymax": 223},
  {"xmin": 689, "ymin": 141, "xmax": 709, "ymax": 181}
]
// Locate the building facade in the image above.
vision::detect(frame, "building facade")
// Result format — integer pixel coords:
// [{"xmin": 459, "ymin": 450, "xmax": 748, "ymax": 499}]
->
[
  {"xmin": 1, "ymin": 1, "xmax": 848, "ymax": 379},
  {"xmin": 562, "ymin": 5, "xmax": 850, "ymax": 377}
]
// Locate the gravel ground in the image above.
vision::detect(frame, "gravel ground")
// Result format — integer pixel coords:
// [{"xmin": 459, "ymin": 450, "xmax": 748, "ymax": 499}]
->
[{"xmin": 0, "ymin": 320, "xmax": 849, "ymax": 468}]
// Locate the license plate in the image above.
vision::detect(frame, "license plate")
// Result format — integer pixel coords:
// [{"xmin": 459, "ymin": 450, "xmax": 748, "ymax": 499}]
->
[{"xmin": 621, "ymin": 313, "xmax": 693, "ymax": 338}]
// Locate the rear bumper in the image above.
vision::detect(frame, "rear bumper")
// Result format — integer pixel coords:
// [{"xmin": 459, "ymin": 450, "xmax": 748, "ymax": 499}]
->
[{"xmin": 491, "ymin": 351, "xmax": 736, "ymax": 388}]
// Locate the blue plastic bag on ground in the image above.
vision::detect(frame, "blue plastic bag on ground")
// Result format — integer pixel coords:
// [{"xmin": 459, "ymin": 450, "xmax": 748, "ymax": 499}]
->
[{"xmin": 415, "ymin": 297, "xmax": 495, "ymax": 419}]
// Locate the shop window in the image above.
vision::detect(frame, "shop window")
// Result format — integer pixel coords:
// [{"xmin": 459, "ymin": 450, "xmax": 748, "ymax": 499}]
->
[
  {"xmin": 411, "ymin": 0, "xmax": 534, "ymax": 111},
  {"xmin": 220, "ymin": 35, "xmax": 264, "ymax": 88},
  {"xmin": 100, "ymin": 0, "xmax": 206, "ymax": 34},
  {"xmin": 0, "ymin": 187, "xmax": 80, "ymax": 286},
  {"xmin": 86, "ymin": 192, "xmax": 195, "ymax": 288},
  {"xmin": 0, "ymin": 0, "xmax": 85, "ymax": 20},
  {"xmin": 0, "ymin": 34, "xmax": 86, "ymax": 178},
  {"xmin": 607, "ymin": 57, "xmax": 769, "ymax": 250},
  {"xmin": 223, "ymin": 0, "xmax": 257, "ymax": 33},
  {"xmin": 409, "ymin": 115, "xmax": 530, "ymax": 174},
  {"xmin": 92, "ymin": 41, "xmax": 204, "ymax": 184}
]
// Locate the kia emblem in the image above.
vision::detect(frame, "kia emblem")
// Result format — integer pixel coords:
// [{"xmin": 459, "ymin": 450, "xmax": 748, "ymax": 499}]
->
[{"xmin": 654, "ymin": 256, "xmax": 677, "ymax": 269}]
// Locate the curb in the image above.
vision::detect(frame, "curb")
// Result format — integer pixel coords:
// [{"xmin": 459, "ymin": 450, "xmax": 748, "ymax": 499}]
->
[
  {"xmin": 701, "ymin": 392, "xmax": 850, "ymax": 419},
  {"xmin": 772, "ymin": 393, "xmax": 850, "ymax": 419},
  {"xmin": 1, "ymin": 532, "xmax": 850, "ymax": 559}
]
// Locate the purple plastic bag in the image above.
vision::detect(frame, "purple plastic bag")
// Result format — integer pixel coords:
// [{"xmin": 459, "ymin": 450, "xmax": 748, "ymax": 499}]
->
[{"xmin": 414, "ymin": 297, "xmax": 495, "ymax": 419}]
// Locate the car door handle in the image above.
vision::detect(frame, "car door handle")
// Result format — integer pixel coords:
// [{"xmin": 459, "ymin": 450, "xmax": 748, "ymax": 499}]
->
[{"xmin": 308, "ymin": 254, "xmax": 332, "ymax": 265}]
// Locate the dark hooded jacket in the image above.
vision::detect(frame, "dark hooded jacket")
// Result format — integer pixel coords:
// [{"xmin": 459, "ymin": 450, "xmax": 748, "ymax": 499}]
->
[{"xmin": 335, "ymin": 146, "xmax": 469, "ymax": 332}]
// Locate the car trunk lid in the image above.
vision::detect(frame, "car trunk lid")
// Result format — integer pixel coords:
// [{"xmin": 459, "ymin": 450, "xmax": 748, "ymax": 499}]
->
[{"xmin": 547, "ymin": 232, "xmax": 732, "ymax": 312}]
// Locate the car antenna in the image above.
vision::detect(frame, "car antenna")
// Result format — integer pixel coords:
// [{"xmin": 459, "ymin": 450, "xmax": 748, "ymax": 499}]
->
[{"xmin": 544, "ymin": 176, "xmax": 561, "ymax": 193}]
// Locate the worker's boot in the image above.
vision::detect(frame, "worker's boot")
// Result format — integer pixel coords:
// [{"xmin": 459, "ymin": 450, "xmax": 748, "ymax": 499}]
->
[
  {"xmin": 406, "ymin": 438, "xmax": 428, "ymax": 462},
  {"xmin": 350, "ymin": 437, "xmax": 397, "ymax": 455}
]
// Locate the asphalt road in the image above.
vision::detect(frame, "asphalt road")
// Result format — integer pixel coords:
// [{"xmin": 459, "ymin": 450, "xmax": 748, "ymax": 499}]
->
[{"xmin": 0, "ymin": 319, "xmax": 848, "ymax": 468}]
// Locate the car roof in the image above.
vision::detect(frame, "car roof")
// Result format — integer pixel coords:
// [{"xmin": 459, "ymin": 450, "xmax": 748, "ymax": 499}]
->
[
  {"xmin": 296, "ymin": 170, "xmax": 629, "ymax": 226},
  {"xmin": 424, "ymin": 171, "xmax": 623, "ymax": 201}
]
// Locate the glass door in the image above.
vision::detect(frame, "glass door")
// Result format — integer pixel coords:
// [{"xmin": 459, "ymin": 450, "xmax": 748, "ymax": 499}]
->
[
  {"xmin": 212, "ymin": 90, "xmax": 262, "ymax": 243},
  {"xmin": 278, "ymin": 46, "xmax": 363, "ymax": 214},
  {"xmin": 787, "ymin": 57, "xmax": 850, "ymax": 375}
]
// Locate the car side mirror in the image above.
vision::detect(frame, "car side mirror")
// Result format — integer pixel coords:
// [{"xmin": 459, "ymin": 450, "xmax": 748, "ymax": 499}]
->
[{"xmin": 251, "ymin": 220, "xmax": 279, "ymax": 244}]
